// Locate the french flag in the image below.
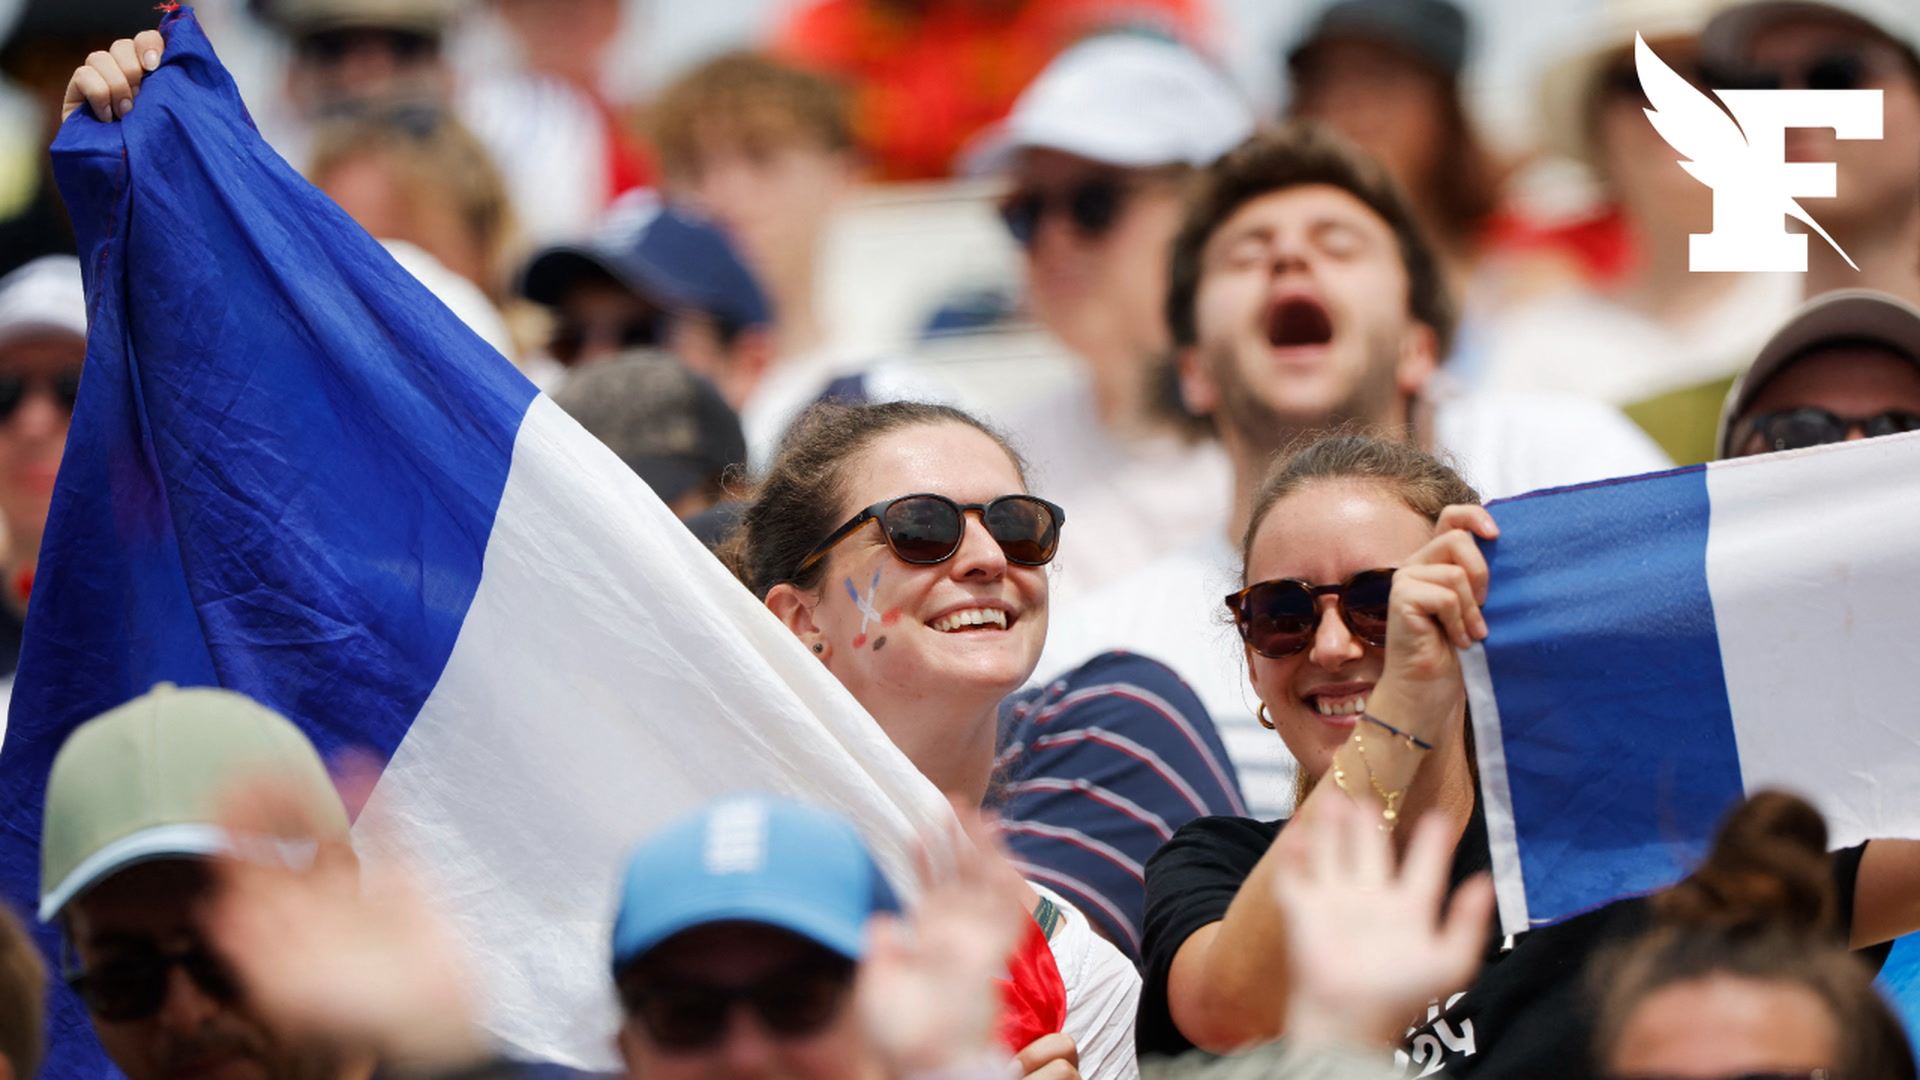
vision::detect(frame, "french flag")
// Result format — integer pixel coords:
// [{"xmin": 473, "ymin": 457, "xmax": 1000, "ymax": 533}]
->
[
  {"xmin": 0, "ymin": 10, "xmax": 948, "ymax": 1079},
  {"xmin": 1461, "ymin": 439, "xmax": 1920, "ymax": 1027}
]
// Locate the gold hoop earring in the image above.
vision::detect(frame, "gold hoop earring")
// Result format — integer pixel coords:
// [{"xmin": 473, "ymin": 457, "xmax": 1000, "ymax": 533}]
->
[{"xmin": 1256, "ymin": 702, "xmax": 1275, "ymax": 730}]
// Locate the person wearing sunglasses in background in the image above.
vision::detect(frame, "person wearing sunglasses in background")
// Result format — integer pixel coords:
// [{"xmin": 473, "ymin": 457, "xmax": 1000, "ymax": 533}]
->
[
  {"xmin": 1700, "ymin": 0, "xmax": 1920, "ymax": 306},
  {"xmin": 721, "ymin": 399, "xmax": 1141, "ymax": 1080},
  {"xmin": 0, "ymin": 256, "xmax": 87, "ymax": 692},
  {"xmin": 960, "ymin": 34, "xmax": 1252, "ymax": 606},
  {"xmin": 517, "ymin": 193, "xmax": 775, "ymax": 402},
  {"xmin": 1718, "ymin": 290, "xmax": 1920, "ymax": 459},
  {"xmin": 1137, "ymin": 433, "xmax": 1920, "ymax": 1076}
]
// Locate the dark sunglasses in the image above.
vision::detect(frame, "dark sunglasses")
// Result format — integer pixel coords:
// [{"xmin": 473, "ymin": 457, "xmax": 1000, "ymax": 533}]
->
[
  {"xmin": 548, "ymin": 315, "xmax": 661, "ymax": 366},
  {"xmin": 796, "ymin": 493, "xmax": 1065, "ymax": 575},
  {"xmin": 64, "ymin": 943, "xmax": 241, "ymax": 1023},
  {"xmin": 998, "ymin": 177, "xmax": 1130, "ymax": 248},
  {"xmin": 0, "ymin": 370, "xmax": 82, "ymax": 423},
  {"xmin": 298, "ymin": 28, "xmax": 439, "ymax": 65},
  {"xmin": 1612, "ymin": 1072, "xmax": 1832, "ymax": 1080},
  {"xmin": 1745, "ymin": 407, "xmax": 1920, "ymax": 452},
  {"xmin": 1715, "ymin": 51, "xmax": 1886, "ymax": 91},
  {"xmin": 1225, "ymin": 568, "xmax": 1395, "ymax": 659},
  {"xmin": 621, "ymin": 961, "xmax": 853, "ymax": 1051}
]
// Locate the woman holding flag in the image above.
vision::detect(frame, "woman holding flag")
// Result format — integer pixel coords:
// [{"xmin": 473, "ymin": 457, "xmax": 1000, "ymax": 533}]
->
[{"xmin": 1138, "ymin": 434, "xmax": 1920, "ymax": 1077}]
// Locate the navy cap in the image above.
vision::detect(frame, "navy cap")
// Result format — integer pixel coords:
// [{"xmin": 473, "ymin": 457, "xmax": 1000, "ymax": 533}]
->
[
  {"xmin": 1289, "ymin": 0, "xmax": 1471, "ymax": 77},
  {"xmin": 611, "ymin": 796, "xmax": 900, "ymax": 976},
  {"xmin": 521, "ymin": 193, "xmax": 772, "ymax": 333}
]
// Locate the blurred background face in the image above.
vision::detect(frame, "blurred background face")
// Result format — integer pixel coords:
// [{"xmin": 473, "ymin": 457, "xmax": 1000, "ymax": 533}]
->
[
  {"xmin": 667, "ymin": 132, "xmax": 854, "ymax": 303},
  {"xmin": 313, "ymin": 151, "xmax": 491, "ymax": 292},
  {"xmin": 1607, "ymin": 974, "xmax": 1838, "ymax": 1078},
  {"xmin": 1289, "ymin": 38, "xmax": 1449, "ymax": 200},
  {"xmin": 1738, "ymin": 15, "xmax": 1920, "ymax": 229},
  {"xmin": 493, "ymin": 0, "xmax": 623, "ymax": 87},
  {"xmin": 1009, "ymin": 148, "xmax": 1188, "ymax": 368},
  {"xmin": 286, "ymin": 28, "xmax": 449, "ymax": 117},
  {"xmin": 1592, "ymin": 38, "xmax": 1714, "ymax": 230},
  {"xmin": 0, "ymin": 331, "xmax": 84, "ymax": 558},
  {"xmin": 548, "ymin": 279, "xmax": 663, "ymax": 368}
]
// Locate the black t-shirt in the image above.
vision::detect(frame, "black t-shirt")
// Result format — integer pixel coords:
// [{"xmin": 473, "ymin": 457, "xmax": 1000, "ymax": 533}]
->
[{"xmin": 1137, "ymin": 802, "xmax": 1882, "ymax": 1077}]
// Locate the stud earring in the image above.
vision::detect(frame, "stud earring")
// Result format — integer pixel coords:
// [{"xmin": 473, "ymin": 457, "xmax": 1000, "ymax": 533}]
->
[{"xmin": 813, "ymin": 643, "xmax": 825, "ymax": 654}]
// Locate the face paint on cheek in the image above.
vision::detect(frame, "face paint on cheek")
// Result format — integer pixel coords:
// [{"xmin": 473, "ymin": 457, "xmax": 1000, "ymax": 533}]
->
[
  {"xmin": 881, "ymin": 608, "xmax": 902, "ymax": 625},
  {"xmin": 845, "ymin": 566, "xmax": 887, "ymax": 650},
  {"xmin": 873, "ymin": 636, "xmax": 887, "ymax": 651}
]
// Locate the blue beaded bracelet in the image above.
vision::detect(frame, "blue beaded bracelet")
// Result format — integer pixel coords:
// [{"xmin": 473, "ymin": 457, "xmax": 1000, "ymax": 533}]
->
[{"xmin": 1362, "ymin": 712, "xmax": 1434, "ymax": 751}]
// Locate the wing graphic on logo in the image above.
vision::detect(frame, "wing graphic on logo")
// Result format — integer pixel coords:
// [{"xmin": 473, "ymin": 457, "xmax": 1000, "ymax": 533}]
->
[{"xmin": 1635, "ymin": 33, "xmax": 1858, "ymax": 270}]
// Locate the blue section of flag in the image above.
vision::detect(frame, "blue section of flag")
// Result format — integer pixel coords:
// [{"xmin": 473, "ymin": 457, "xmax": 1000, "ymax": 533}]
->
[
  {"xmin": 0, "ymin": 10, "xmax": 537, "ymax": 1080},
  {"xmin": 1480, "ymin": 468, "xmax": 1747, "ymax": 925},
  {"xmin": 1881, "ymin": 933, "xmax": 1920, "ymax": 1053}
]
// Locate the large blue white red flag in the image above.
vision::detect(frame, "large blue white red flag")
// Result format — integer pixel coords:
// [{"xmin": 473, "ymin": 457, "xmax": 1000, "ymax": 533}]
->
[
  {"xmin": 1461, "ymin": 435, "xmax": 1920, "ymax": 936},
  {"xmin": 0, "ymin": 10, "xmax": 947, "ymax": 1079}
]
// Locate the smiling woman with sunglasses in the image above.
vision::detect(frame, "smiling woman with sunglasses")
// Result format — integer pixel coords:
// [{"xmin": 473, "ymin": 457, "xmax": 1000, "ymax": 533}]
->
[
  {"xmin": 1138, "ymin": 434, "xmax": 1920, "ymax": 1078},
  {"xmin": 724, "ymin": 400, "xmax": 1138, "ymax": 1080}
]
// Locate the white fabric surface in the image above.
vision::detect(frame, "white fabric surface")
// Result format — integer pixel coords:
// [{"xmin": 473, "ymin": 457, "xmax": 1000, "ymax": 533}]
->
[{"xmin": 1035, "ymin": 883, "xmax": 1143, "ymax": 1080}]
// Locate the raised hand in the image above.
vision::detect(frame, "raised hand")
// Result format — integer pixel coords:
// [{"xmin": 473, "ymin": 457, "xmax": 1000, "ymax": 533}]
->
[
  {"xmin": 1273, "ymin": 796, "xmax": 1495, "ymax": 1052},
  {"xmin": 202, "ymin": 762, "xmax": 488, "ymax": 1077},
  {"xmin": 857, "ymin": 800, "xmax": 1035, "ymax": 1076},
  {"xmin": 1366, "ymin": 503, "xmax": 1497, "ymax": 733},
  {"xmin": 63, "ymin": 30, "xmax": 167, "ymax": 123}
]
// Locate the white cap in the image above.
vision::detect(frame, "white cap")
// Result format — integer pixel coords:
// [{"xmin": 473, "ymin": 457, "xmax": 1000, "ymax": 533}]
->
[
  {"xmin": 0, "ymin": 256, "xmax": 86, "ymax": 351},
  {"xmin": 1701, "ymin": 0, "xmax": 1920, "ymax": 67},
  {"xmin": 1535, "ymin": 0, "xmax": 1721, "ymax": 167},
  {"xmin": 961, "ymin": 34, "xmax": 1254, "ymax": 176}
]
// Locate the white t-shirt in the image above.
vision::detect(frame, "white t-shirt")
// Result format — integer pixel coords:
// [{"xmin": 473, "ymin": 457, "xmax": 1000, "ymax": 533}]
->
[
  {"xmin": 1002, "ymin": 377, "xmax": 1232, "ymax": 608},
  {"xmin": 1036, "ymin": 883, "xmax": 1142, "ymax": 1080},
  {"xmin": 1473, "ymin": 273, "xmax": 1799, "ymax": 405},
  {"xmin": 1036, "ymin": 389, "xmax": 1674, "ymax": 819}
]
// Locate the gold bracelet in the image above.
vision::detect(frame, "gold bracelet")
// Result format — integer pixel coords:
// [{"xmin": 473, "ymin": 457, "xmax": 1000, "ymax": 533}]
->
[{"xmin": 1351, "ymin": 728, "xmax": 1409, "ymax": 832}]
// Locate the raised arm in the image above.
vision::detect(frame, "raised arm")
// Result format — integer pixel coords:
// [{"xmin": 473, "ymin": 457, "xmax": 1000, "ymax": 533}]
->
[
  {"xmin": 1163, "ymin": 505, "xmax": 1496, "ymax": 1052},
  {"xmin": 1853, "ymin": 838, "xmax": 1920, "ymax": 949},
  {"xmin": 62, "ymin": 29, "xmax": 167, "ymax": 123}
]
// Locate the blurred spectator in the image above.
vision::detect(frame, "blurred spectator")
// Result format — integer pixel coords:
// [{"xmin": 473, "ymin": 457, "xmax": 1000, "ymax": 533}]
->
[
  {"xmin": 519, "ymin": 193, "xmax": 774, "ymax": 416},
  {"xmin": 307, "ymin": 101, "xmax": 525, "ymax": 362},
  {"xmin": 1717, "ymin": 289, "xmax": 1920, "ymax": 459},
  {"xmin": 1282, "ymin": 0, "xmax": 1504, "ymax": 289},
  {"xmin": 648, "ymin": 52, "xmax": 871, "ymax": 459},
  {"xmin": 1037, "ymin": 126, "xmax": 1670, "ymax": 817},
  {"xmin": 310, "ymin": 102, "xmax": 517, "ymax": 305},
  {"xmin": 0, "ymin": 257, "xmax": 85, "ymax": 680},
  {"xmin": 456, "ymin": 0, "xmax": 651, "ymax": 246},
  {"xmin": 966, "ymin": 35, "xmax": 1249, "ymax": 601},
  {"xmin": 257, "ymin": 0, "xmax": 455, "ymax": 121},
  {"xmin": 1474, "ymin": 0, "xmax": 1799, "ymax": 463},
  {"xmin": 0, "ymin": 0, "xmax": 163, "ymax": 277},
  {"xmin": 39, "ymin": 684, "xmax": 371, "ymax": 1080},
  {"xmin": 549, "ymin": 350, "xmax": 748, "ymax": 541},
  {"xmin": 773, "ymin": 1, "xmax": 1215, "ymax": 181},
  {"xmin": 0, "ymin": 902, "xmax": 41, "ymax": 1080},
  {"xmin": 1700, "ymin": 0, "xmax": 1920, "ymax": 305}
]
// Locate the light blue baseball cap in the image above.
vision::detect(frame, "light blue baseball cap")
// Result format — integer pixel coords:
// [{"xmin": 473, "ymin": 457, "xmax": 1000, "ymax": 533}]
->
[{"xmin": 610, "ymin": 795, "xmax": 901, "ymax": 976}]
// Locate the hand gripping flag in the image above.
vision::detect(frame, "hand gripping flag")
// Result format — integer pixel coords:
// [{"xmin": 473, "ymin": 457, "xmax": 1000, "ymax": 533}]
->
[
  {"xmin": 1461, "ymin": 434, "xmax": 1920, "ymax": 996},
  {"xmin": 0, "ymin": 9, "xmax": 961, "ymax": 1075}
]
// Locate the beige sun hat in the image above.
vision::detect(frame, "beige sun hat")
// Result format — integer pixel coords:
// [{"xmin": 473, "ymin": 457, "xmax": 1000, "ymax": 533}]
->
[{"xmin": 1535, "ymin": 0, "xmax": 1722, "ymax": 168}]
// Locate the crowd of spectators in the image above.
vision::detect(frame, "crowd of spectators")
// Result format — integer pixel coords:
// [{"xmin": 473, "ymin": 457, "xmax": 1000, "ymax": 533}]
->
[{"xmin": 6, "ymin": 0, "xmax": 1920, "ymax": 1078}]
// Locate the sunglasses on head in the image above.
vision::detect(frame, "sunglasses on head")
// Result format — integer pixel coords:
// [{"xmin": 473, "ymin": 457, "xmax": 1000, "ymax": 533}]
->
[
  {"xmin": 621, "ymin": 959, "xmax": 854, "ymax": 1052},
  {"xmin": 0, "ymin": 370, "xmax": 82, "ymax": 423},
  {"xmin": 998, "ymin": 177, "xmax": 1131, "ymax": 248},
  {"xmin": 1745, "ymin": 407, "xmax": 1920, "ymax": 453},
  {"xmin": 64, "ymin": 942, "xmax": 241, "ymax": 1023},
  {"xmin": 796, "ymin": 493, "xmax": 1065, "ymax": 576},
  {"xmin": 1225, "ymin": 568, "xmax": 1395, "ymax": 659}
]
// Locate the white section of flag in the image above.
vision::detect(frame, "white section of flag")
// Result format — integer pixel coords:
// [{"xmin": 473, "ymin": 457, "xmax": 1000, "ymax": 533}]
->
[{"xmin": 359, "ymin": 397, "xmax": 951, "ymax": 1067}]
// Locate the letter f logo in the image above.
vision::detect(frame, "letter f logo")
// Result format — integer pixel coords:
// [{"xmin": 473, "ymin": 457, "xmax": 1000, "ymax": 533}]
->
[{"xmin": 1636, "ymin": 34, "xmax": 1883, "ymax": 272}]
